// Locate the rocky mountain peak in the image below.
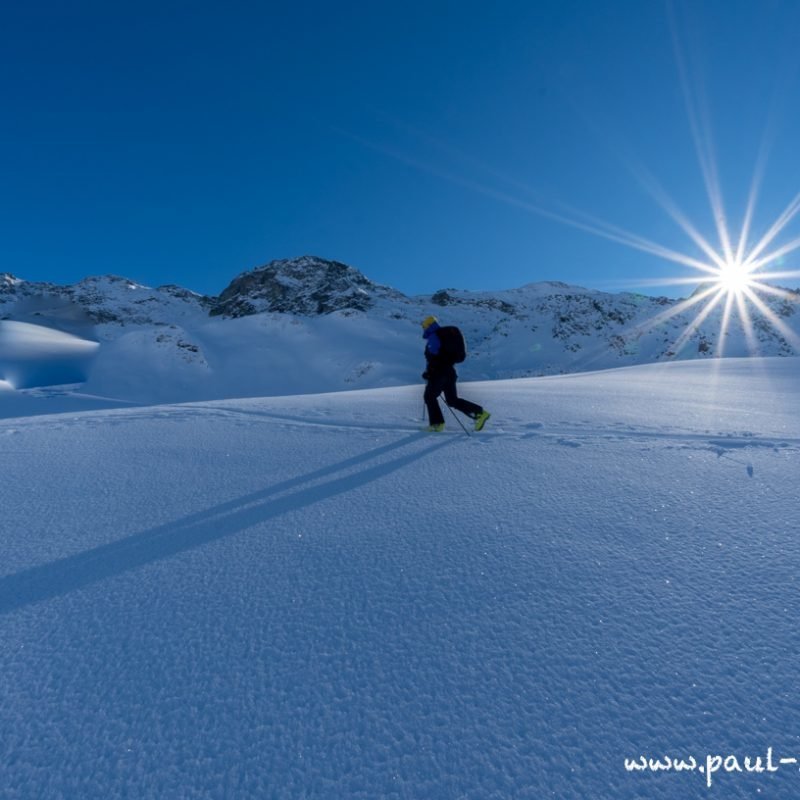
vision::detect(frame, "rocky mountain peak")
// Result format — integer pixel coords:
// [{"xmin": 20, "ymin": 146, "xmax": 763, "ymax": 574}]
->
[
  {"xmin": 1, "ymin": 273, "xmax": 21, "ymax": 288},
  {"xmin": 210, "ymin": 256, "xmax": 404, "ymax": 317}
]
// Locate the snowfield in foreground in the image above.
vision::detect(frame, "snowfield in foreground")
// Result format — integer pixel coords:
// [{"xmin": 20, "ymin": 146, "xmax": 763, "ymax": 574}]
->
[{"xmin": 2, "ymin": 358, "xmax": 799, "ymax": 799}]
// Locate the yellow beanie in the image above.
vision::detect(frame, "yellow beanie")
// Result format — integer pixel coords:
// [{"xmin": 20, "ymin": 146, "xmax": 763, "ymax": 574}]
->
[{"xmin": 421, "ymin": 315, "xmax": 438, "ymax": 330}]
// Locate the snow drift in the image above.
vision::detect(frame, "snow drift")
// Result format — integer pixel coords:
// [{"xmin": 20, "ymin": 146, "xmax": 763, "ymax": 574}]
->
[{"xmin": 0, "ymin": 320, "xmax": 98, "ymax": 389}]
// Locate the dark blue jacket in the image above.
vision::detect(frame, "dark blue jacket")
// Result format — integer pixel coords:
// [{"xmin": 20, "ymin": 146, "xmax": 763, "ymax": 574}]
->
[
  {"xmin": 423, "ymin": 321, "xmax": 446, "ymax": 374},
  {"xmin": 423, "ymin": 321, "xmax": 441, "ymax": 355}
]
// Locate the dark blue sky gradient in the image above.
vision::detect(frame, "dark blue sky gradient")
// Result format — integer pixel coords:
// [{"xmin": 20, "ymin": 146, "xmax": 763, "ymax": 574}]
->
[{"xmin": 3, "ymin": 0, "xmax": 800, "ymax": 297}]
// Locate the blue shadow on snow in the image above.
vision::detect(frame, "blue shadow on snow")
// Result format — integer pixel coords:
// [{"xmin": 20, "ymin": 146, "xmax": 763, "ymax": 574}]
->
[{"xmin": 1, "ymin": 432, "xmax": 454, "ymax": 615}]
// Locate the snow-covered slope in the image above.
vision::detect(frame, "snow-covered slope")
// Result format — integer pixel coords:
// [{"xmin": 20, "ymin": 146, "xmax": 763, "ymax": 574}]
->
[
  {"xmin": 1, "ymin": 257, "xmax": 799, "ymax": 410},
  {"xmin": 2, "ymin": 358, "xmax": 799, "ymax": 799}
]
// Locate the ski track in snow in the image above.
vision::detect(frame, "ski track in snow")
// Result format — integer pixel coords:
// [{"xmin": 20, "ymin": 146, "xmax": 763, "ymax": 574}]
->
[
  {"xmin": 17, "ymin": 402, "xmax": 798, "ymax": 454},
  {"xmin": 2, "ymin": 359, "xmax": 800, "ymax": 799}
]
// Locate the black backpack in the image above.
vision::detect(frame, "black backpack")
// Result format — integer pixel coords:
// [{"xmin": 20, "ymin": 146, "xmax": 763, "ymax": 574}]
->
[{"xmin": 437, "ymin": 325, "xmax": 466, "ymax": 364}]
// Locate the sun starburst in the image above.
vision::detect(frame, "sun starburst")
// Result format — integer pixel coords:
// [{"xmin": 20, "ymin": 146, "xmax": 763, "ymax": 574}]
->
[
  {"xmin": 618, "ymin": 213, "xmax": 800, "ymax": 361},
  {"xmin": 714, "ymin": 259, "xmax": 755, "ymax": 296}
]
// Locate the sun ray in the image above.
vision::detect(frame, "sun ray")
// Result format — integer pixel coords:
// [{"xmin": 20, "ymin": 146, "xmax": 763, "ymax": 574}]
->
[
  {"xmin": 734, "ymin": 290, "xmax": 762, "ymax": 357},
  {"xmin": 550, "ymin": 200, "xmax": 722, "ymax": 275},
  {"xmin": 742, "ymin": 193, "xmax": 800, "ymax": 268},
  {"xmin": 747, "ymin": 232, "xmax": 800, "ymax": 272},
  {"xmin": 715, "ymin": 290, "xmax": 739, "ymax": 358},
  {"xmin": 754, "ymin": 269, "xmax": 800, "ymax": 283},
  {"xmin": 745, "ymin": 282, "xmax": 800, "ymax": 323},
  {"xmin": 750, "ymin": 282, "xmax": 800, "ymax": 301},
  {"xmin": 735, "ymin": 148, "xmax": 767, "ymax": 265},
  {"xmin": 610, "ymin": 275, "xmax": 723, "ymax": 290},
  {"xmin": 667, "ymin": 1, "xmax": 735, "ymax": 264},
  {"xmin": 741, "ymin": 286, "xmax": 800, "ymax": 351},
  {"xmin": 732, "ymin": 98, "xmax": 786, "ymax": 267},
  {"xmin": 666, "ymin": 287, "xmax": 727, "ymax": 357},
  {"xmin": 553, "ymin": 94, "xmax": 734, "ymax": 275},
  {"xmin": 334, "ymin": 126, "xmax": 726, "ymax": 276},
  {"xmin": 627, "ymin": 283, "xmax": 719, "ymax": 339},
  {"xmin": 621, "ymin": 161, "xmax": 728, "ymax": 270},
  {"xmin": 372, "ymin": 113, "xmax": 556, "ymax": 205}
]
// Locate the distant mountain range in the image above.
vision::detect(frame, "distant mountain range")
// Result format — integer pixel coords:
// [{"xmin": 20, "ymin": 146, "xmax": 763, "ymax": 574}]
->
[{"xmin": 1, "ymin": 256, "xmax": 798, "ymax": 403}]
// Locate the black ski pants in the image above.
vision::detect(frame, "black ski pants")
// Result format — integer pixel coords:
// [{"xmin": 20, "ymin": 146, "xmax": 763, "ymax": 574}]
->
[{"xmin": 424, "ymin": 365, "xmax": 482, "ymax": 426}]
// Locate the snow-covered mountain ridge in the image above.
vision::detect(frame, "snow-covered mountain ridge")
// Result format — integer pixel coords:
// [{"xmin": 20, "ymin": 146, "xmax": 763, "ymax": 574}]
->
[{"xmin": 1, "ymin": 256, "xmax": 798, "ymax": 404}]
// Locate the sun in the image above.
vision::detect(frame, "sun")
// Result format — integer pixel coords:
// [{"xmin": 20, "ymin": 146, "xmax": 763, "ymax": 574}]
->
[{"xmin": 715, "ymin": 260, "xmax": 754, "ymax": 295}]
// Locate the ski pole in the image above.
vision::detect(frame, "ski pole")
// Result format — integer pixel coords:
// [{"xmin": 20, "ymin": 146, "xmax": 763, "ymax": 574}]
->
[{"xmin": 446, "ymin": 403, "xmax": 471, "ymax": 437}]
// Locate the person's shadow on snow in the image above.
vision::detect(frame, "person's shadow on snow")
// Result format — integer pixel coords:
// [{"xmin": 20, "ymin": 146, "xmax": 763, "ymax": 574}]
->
[{"xmin": 0, "ymin": 432, "xmax": 454, "ymax": 615}]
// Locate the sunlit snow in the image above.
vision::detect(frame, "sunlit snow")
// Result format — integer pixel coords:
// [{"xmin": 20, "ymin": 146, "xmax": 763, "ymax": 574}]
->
[{"xmin": 2, "ymin": 357, "xmax": 799, "ymax": 798}]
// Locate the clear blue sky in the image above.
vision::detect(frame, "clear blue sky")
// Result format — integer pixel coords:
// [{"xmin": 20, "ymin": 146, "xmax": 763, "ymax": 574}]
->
[{"xmin": 3, "ymin": 0, "xmax": 800, "ymax": 298}]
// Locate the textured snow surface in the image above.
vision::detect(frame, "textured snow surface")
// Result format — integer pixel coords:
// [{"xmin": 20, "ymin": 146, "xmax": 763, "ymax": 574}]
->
[{"xmin": 1, "ymin": 358, "xmax": 800, "ymax": 799}]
